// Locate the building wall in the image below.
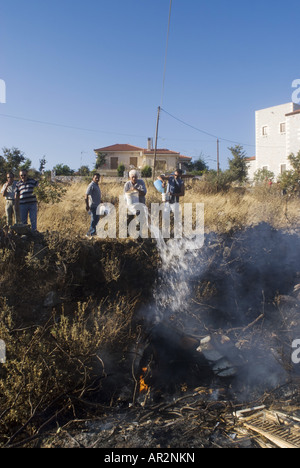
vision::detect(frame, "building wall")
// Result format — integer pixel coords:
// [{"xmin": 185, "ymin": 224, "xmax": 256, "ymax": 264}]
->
[
  {"xmin": 256, "ymin": 103, "xmax": 291, "ymax": 177},
  {"xmin": 144, "ymin": 155, "xmax": 178, "ymax": 171},
  {"xmin": 287, "ymin": 112, "xmax": 300, "ymax": 158},
  {"xmin": 99, "ymin": 151, "xmax": 185, "ymax": 173},
  {"xmin": 103, "ymin": 151, "xmax": 143, "ymax": 169},
  {"xmin": 255, "ymin": 102, "xmax": 300, "ymax": 177},
  {"xmin": 246, "ymin": 159, "xmax": 257, "ymax": 181}
]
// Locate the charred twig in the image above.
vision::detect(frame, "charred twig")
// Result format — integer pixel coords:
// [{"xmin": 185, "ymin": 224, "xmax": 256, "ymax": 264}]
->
[
  {"xmin": 131, "ymin": 325, "xmax": 142, "ymax": 407},
  {"xmin": 242, "ymin": 313, "xmax": 265, "ymax": 332}
]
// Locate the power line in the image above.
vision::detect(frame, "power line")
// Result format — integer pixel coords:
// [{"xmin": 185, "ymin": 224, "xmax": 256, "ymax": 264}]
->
[
  {"xmin": 160, "ymin": 107, "xmax": 286, "ymax": 150},
  {"xmin": 0, "ymin": 112, "xmax": 148, "ymax": 139},
  {"xmin": 161, "ymin": 0, "xmax": 172, "ymax": 108},
  {"xmin": 153, "ymin": 0, "xmax": 173, "ymax": 178},
  {"xmin": 161, "ymin": 107, "xmax": 220, "ymax": 141}
]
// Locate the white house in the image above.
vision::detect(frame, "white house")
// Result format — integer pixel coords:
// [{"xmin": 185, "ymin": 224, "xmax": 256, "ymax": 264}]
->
[
  {"xmin": 247, "ymin": 102, "xmax": 300, "ymax": 180},
  {"xmin": 94, "ymin": 138, "xmax": 192, "ymax": 174}
]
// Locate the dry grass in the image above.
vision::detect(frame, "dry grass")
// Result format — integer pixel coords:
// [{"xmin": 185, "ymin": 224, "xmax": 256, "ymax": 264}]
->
[
  {"xmin": 0, "ymin": 180, "xmax": 295, "ymax": 235},
  {"xmin": 184, "ymin": 186, "xmax": 300, "ymax": 233},
  {"xmin": 1, "ymin": 178, "xmax": 300, "ymax": 446}
]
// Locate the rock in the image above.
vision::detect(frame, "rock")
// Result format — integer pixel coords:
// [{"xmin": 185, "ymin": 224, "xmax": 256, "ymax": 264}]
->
[
  {"xmin": 43, "ymin": 291, "xmax": 60, "ymax": 308},
  {"xmin": 11, "ymin": 224, "xmax": 31, "ymax": 235},
  {"xmin": 197, "ymin": 334, "xmax": 238, "ymax": 377},
  {"xmin": 212, "ymin": 358, "xmax": 237, "ymax": 377}
]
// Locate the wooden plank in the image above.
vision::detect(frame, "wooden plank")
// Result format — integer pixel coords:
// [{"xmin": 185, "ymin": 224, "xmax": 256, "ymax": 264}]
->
[{"xmin": 244, "ymin": 422, "xmax": 300, "ymax": 449}]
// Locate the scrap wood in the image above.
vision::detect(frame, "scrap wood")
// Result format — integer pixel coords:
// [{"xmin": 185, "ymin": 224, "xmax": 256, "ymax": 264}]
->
[
  {"xmin": 242, "ymin": 422, "xmax": 298, "ymax": 449},
  {"xmin": 236, "ymin": 407, "xmax": 300, "ymax": 449}
]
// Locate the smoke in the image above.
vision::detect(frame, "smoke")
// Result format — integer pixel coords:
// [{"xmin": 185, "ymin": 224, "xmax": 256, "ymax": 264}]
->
[
  {"xmin": 150, "ymin": 221, "xmax": 300, "ymax": 324},
  {"xmin": 153, "ymin": 234, "xmax": 205, "ymax": 323},
  {"xmin": 141, "ymin": 222, "xmax": 300, "ymax": 396}
]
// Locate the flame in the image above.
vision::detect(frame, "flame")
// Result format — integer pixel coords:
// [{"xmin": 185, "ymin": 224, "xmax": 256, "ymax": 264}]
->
[{"xmin": 139, "ymin": 367, "xmax": 149, "ymax": 393}]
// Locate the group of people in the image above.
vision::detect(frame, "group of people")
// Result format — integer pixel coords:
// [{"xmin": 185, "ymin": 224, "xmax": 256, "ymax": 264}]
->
[
  {"xmin": 1, "ymin": 167, "xmax": 186, "ymax": 237},
  {"xmin": 1, "ymin": 170, "xmax": 38, "ymax": 231},
  {"xmin": 85, "ymin": 168, "xmax": 185, "ymax": 238}
]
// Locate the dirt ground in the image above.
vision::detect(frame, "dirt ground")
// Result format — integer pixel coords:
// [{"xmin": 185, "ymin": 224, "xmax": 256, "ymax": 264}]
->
[
  {"xmin": 2, "ymin": 221, "xmax": 300, "ymax": 448},
  {"xmin": 41, "ymin": 223, "xmax": 300, "ymax": 448}
]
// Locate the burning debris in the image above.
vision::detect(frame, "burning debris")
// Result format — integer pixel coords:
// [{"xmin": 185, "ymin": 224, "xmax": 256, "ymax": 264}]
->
[
  {"xmin": 134, "ymin": 223, "xmax": 300, "ymax": 398},
  {"xmin": 235, "ymin": 406, "xmax": 300, "ymax": 448},
  {"xmin": 41, "ymin": 384, "xmax": 300, "ymax": 449},
  {"xmin": 8, "ymin": 222, "xmax": 300, "ymax": 448},
  {"xmin": 196, "ymin": 335, "xmax": 238, "ymax": 378},
  {"xmin": 139, "ymin": 367, "xmax": 149, "ymax": 394}
]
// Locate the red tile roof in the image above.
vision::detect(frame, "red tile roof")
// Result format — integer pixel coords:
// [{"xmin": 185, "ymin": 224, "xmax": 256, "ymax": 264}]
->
[
  {"xmin": 179, "ymin": 155, "xmax": 193, "ymax": 160},
  {"xmin": 143, "ymin": 148, "xmax": 180, "ymax": 155},
  {"xmin": 94, "ymin": 144, "xmax": 144, "ymax": 152},
  {"xmin": 94, "ymin": 144, "xmax": 191, "ymax": 160}
]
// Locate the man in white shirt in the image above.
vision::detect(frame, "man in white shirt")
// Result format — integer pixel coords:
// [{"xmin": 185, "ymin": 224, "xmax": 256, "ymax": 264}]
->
[
  {"xmin": 1, "ymin": 172, "xmax": 19, "ymax": 226},
  {"xmin": 124, "ymin": 170, "xmax": 147, "ymax": 204}
]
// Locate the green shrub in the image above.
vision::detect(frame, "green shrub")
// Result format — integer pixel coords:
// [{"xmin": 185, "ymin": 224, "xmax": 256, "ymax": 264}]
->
[
  {"xmin": 0, "ymin": 297, "xmax": 137, "ymax": 447},
  {"xmin": 117, "ymin": 163, "xmax": 125, "ymax": 177},
  {"xmin": 253, "ymin": 168, "xmax": 275, "ymax": 185},
  {"xmin": 196, "ymin": 170, "xmax": 233, "ymax": 194},
  {"xmin": 278, "ymin": 151, "xmax": 300, "ymax": 195},
  {"xmin": 141, "ymin": 165, "xmax": 152, "ymax": 178}
]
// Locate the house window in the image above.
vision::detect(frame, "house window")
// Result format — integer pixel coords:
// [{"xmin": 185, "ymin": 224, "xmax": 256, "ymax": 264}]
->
[
  {"xmin": 262, "ymin": 126, "xmax": 268, "ymax": 136},
  {"xmin": 130, "ymin": 157, "xmax": 138, "ymax": 167},
  {"xmin": 110, "ymin": 157, "xmax": 118, "ymax": 170},
  {"xmin": 279, "ymin": 123, "xmax": 286, "ymax": 133},
  {"xmin": 280, "ymin": 164, "xmax": 287, "ymax": 174},
  {"xmin": 156, "ymin": 160, "xmax": 167, "ymax": 171}
]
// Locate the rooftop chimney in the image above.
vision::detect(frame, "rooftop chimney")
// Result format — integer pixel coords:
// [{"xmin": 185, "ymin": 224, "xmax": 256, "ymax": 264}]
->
[{"xmin": 147, "ymin": 137, "xmax": 153, "ymax": 150}]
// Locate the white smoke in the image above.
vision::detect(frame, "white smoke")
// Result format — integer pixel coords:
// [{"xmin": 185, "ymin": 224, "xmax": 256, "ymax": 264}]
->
[{"xmin": 153, "ymin": 235, "xmax": 205, "ymax": 323}]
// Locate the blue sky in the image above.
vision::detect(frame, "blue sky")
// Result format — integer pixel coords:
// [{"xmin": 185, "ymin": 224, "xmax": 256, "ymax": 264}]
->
[{"xmin": 0, "ymin": 0, "xmax": 299, "ymax": 172}]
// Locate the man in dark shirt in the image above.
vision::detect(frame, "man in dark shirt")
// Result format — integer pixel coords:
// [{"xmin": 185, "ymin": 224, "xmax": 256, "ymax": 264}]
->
[
  {"xmin": 85, "ymin": 173, "xmax": 101, "ymax": 237},
  {"xmin": 157, "ymin": 169, "xmax": 185, "ymax": 204},
  {"xmin": 16, "ymin": 170, "xmax": 39, "ymax": 231}
]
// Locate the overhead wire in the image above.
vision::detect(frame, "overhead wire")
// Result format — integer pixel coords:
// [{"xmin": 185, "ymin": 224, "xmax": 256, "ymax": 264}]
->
[
  {"xmin": 153, "ymin": 1, "xmax": 284, "ymax": 160},
  {"xmin": 160, "ymin": 107, "xmax": 286, "ymax": 150},
  {"xmin": 160, "ymin": 0, "xmax": 172, "ymax": 109},
  {"xmin": 0, "ymin": 0, "xmax": 284, "ymax": 159},
  {"xmin": 153, "ymin": 0, "xmax": 173, "ymax": 177},
  {"xmin": 0, "ymin": 112, "xmax": 148, "ymax": 139}
]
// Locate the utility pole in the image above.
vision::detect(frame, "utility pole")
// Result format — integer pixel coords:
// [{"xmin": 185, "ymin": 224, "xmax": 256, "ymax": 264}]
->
[
  {"xmin": 152, "ymin": 106, "xmax": 161, "ymax": 180},
  {"xmin": 217, "ymin": 139, "xmax": 220, "ymax": 175}
]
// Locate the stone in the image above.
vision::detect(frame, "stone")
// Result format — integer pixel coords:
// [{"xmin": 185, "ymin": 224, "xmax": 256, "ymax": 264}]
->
[{"xmin": 43, "ymin": 291, "xmax": 60, "ymax": 308}]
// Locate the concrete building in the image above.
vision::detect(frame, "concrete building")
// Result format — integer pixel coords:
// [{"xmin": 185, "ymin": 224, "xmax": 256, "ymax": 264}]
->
[
  {"xmin": 247, "ymin": 102, "xmax": 300, "ymax": 180},
  {"xmin": 94, "ymin": 139, "xmax": 192, "ymax": 175}
]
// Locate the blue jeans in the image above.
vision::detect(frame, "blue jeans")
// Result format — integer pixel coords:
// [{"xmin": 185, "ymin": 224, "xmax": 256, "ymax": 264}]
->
[
  {"xmin": 20, "ymin": 203, "xmax": 38, "ymax": 231},
  {"xmin": 87, "ymin": 206, "xmax": 100, "ymax": 236}
]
